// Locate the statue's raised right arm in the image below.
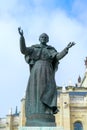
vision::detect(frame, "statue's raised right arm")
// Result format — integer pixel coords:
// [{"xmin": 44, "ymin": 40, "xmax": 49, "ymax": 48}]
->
[{"xmin": 18, "ymin": 27, "xmax": 27, "ymax": 54}]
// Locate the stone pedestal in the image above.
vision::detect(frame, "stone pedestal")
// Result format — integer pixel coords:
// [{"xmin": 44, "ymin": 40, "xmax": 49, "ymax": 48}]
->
[
  {"xmin": 26, "ymin": 114, "xmax": 56, "ymax": 126},
  {"xmin": 19, "ymin": 127, "xmax": 64, "ymax": 130}
]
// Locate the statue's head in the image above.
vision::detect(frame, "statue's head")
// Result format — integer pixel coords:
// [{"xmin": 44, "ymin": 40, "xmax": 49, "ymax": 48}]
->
[{"xmin": 39, "ymin": 33, "xmax": 49, "ymax": 44}]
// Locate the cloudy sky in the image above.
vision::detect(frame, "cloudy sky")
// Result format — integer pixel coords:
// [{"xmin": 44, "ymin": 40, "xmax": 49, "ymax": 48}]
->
[{"xmin": 0, "ymin": 0, "xmax": 87, "ymax": 117}]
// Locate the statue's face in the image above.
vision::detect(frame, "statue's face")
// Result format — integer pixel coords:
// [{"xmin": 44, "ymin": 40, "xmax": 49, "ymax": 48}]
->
[{"xmin": 39, "ymin": 33, "xmax": 49, "ymax": 44}]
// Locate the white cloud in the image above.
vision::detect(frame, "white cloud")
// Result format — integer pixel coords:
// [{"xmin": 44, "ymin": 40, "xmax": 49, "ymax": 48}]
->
[{"xmin": 0, "ymin": 0, "xmax": 18, "ymax": 13}]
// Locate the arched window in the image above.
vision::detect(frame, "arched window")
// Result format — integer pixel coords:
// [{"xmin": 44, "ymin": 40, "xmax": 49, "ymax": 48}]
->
[{"xmin": 74, "ymin": 121, "xmax": 83, "ymax": 130}]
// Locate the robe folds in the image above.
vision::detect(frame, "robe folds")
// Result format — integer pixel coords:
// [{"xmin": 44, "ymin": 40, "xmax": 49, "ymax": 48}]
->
[{"xmin": 25, "ymin": 44, "xmax": 59, "ymax": 116}]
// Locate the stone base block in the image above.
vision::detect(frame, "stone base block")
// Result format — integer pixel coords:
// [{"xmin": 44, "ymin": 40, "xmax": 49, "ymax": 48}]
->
[
  {"xmin": 19, "ymin": 127, "xmax": 64, "ymax": 130},
  {"xmin": 26, "ymin": 114, "xmax": 56, "ymax": 126}
]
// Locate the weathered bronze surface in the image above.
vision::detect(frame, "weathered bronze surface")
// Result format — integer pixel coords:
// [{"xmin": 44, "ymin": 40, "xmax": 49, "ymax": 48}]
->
[{"xmin": 18, "ymin": 27, "xmax": 75, "ymax": 126}]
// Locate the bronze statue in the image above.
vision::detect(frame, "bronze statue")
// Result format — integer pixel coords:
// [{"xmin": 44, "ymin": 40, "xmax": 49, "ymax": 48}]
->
[{"xmin": 18, "ymin": 27, "xmax": 75, "ymax": 126}]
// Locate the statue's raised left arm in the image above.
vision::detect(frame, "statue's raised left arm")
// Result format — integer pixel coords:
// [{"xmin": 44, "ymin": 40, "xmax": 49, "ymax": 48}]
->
[{"xmin": 56, "ymin": 42, "xmax": 76, "ymax": 60}]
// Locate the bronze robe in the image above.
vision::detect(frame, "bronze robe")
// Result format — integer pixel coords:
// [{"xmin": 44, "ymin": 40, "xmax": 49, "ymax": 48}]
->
[{"xmin": 24, "ymin": 44, "xmax": 68, "ymax": 117}]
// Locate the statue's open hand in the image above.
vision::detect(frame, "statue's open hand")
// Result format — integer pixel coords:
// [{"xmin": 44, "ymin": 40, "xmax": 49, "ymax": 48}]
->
[
  {"xmin": 67, "ymin": 42, "xmax": 76, "ymax": 49},
  {"xmin": 18, "ymin": 27, "xmax": 23, "ymax": 36}
]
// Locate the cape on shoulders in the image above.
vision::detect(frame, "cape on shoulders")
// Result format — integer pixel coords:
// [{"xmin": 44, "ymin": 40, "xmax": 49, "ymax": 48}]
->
[{"xmin": 31, "ymin": 44, "xmax": 57, "ymax": 51}]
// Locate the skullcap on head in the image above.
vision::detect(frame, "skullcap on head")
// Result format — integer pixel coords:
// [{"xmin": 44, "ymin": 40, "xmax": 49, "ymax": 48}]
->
[{"xmin": 39, "ymin": 33, "xmax": 49, "ymax": 38}]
